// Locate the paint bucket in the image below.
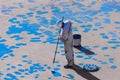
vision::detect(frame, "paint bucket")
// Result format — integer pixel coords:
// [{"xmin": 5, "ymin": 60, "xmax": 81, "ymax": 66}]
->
[{"xmin": 73, "ymin": 34, "xmax": 81, "ymax": 47}]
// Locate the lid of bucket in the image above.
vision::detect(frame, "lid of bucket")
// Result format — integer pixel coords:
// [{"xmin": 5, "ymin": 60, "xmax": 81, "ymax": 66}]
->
[{"xmin": 73, "ymin": 34, "xmax": 81, "ymax": 39}]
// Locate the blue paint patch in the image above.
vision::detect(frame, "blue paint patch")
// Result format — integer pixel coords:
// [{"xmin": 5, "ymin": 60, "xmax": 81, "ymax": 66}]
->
[
  {"xmin": 2, "ymin": 55, "xmax": 8, "ymax": 59},
  {"xmin": 53, "ymin": 67, "xmax": 60, "ymax": 71},
  {"xmin": 56, "ymin": 64, "xmax": 61, "ymax": 67},
  {"xmin": 66, "ymin": 74, "xmax": 74, "ymax": 79},
  {"xmin": 52, "ymin": 71, "xmax": 61, "ymax": 77},
  {"xmin": 80, "ymin": 16, "xmax": 93, "ymax": 22},
  {"xmin": 36, "ymin": 11, "xmax": 48, "ymax": 15},
  {"xmin": 102, "ymin": 47, "xmax": 108, "ymax": 50},
  {"xmin": 10, "ymin": 35, "xmax": 23, "ymax": 40},
  {"xmin": 18, "ymin": 64, "xmax": 22, "ymax": 67},
  {"xmin": 22, "ymin": 59, "xmax": 27, "ymax": 62},
  {"xmin": 84, "ymin": 46, "xmax": 92, "ymax": 50},
  {"xmin": 47, "ymin": 66, "xmax": 51, "ymax": 70},
  {"xmin": 28, "ymin": 0, "xmax": 36, "ymax": 2},
  {"xmin": 22, "ymin": 55, "xmax": 28, "ymax": 58},
  {"xmin": 16, "ymin": 43, "xmax": 27, "ymax": 47},
  {"xmin": 6, "ymin": 68, "xmax": 11, "ymax": 70},
  {"xmin": 104, "ymin": 54, "xmax": 110, "ymax": 57},
  {"xmin": 6, "ymin": 25, "xmax": 23, "ymax": 34},
  {"xmin": 29, "ymin": 63, "xmax": 46, "ymax": 74},
  {"xmin": 8, "ymin": 17, "xmax": 17, "ymax": 23},
  {"xmin": 4, "ymin": 73, "xmax": 18, "ymax": 80},
  {"xmin": 0, "ymin": 44, "xmax": 13, "ymax": 57},
  {"xmin": 84, "ymin": 57, "xmax": 92, "ymax": 60},
  {"xmin": 79, "ymin": 63, "xmax": 84, "ymax": 67},
  {"xmin": 18, "ymin": 69, "xmax": 25, "ymax": 72},
  {"xmin": 84, "ymin": 28, "xmax": 91, "ymax": 33},
  {"xmin": 94, "ymin": 22, "xmax": 102, "ymax": 27},
  {"xmin": 0, "ymin": 39, "xmax": 6, "ymax": 42},
  {"xmin": 30, "ymin": 37, "xmax": 41, "ymax": 42},
  {"xmin": 59, "ymin": 46, "xmax": 64, "ymax": 48},
  {"xmin": 103, "ymin": 18, "xmax": 111, "ymax": 24},
  {"xmin": 9, "ymin": 46, "xmax": 19, "ymax": 49},
  {"xmin": 7, "ymin": 20, "xmax": 41, "ymax": 35},
  {"xmin": 16, "ymin": 14, "xmax": 27, "ymax": 18},
  {"xmin": 108, "ymin": 41, "xmax": 120, "ymax": 44},
  {"xmin": 115, "ymin": 21, "xmax": 120, "ymax": 24},
  {"xmin": 20, "ymin": 76, "xmax": 25, "ymax": 78},
  {"xmin": 14, "ymin": 71, "xmax": 22, "ymax": 75},
  {"xmin": 101, "ymin": 62, "xmax": 107, "ymax": 65},
  {"xmin": 50, "ymin": 16, "xmax": 58, "ymax": 25},
  {"xmin": 17, "ymin": 3, "xmax": 24, "ymax": 8},
  {"xmin": 93, "ymin": 45, "xmax": 99, "ymax": 48},
  {"xmin": 0, "ymin": 72, "xmax": 4, "ymax": 77},
  {"xmin": 109, "ymin": 58, "xmax": 114, "ymax": 63},
  {"xmin": 48, "ymin": 77, "xmax": 52, "ymax": 80},
  {"xmin": 34, "ymin": 74, "xmax": 40, "ymax": 79},
  {"xmin": 76, "ymin": 55, "xmax": 83, "ymax": 58},
  {"xmin": 72, "ymin": 1, "xmax": 84, "ymax": 7},
  {"xmin": 92, "ymin": 28, "xmax": 98, "ymax": 31},
  {"xmin": 61, "ymin": 53, "xmax": 65, "ymax": 56},
  {"xmin": 111, "ymin": 65, "xmax": 117, "ymax": 69},
  {"xmin": 80, "ymin": 24, "xmax": 92, "ymax": 33},
  {"xmin": 111, "ymin": 46, "xmax": 117, "ymax": 49},
  {"xmin": 92, "ymin": 58, "xmax": 98, "ymax": 61},
  {"xmin": 27, "ymin": 60, "xmax": 32, "ymax": 64},
  {"xmin": 11, "ymin": 66, "xmax": 16, "ymax": 69},
  {"xmin": 1, "ymin": 9, "xmax": 11, "ymax": 14},
  {"xmin": 38, "ymin": 17, "xmax": 49, "ymax": 26},
  {"xmin": 72, "ymin": 27, "xmax": 78, "ymax": 32},
  {"xmin": 6, "ymin": 63, "xmax": 11, "ymax": 66},
  {"xmin": 100, "ymin": 33, "xmax": 109, "ymax": 39}
]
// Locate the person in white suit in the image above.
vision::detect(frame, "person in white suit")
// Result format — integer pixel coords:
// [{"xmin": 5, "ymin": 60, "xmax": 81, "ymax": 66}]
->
[{"xmin": 57, "ymin": 20, "xmax": 75, "ymax": 68}]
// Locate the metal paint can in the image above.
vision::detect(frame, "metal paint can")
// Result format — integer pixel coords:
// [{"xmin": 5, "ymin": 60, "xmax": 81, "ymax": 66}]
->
[{"xmin": 73, "ymin": 34, "xmax": 81, "ymax": 47}]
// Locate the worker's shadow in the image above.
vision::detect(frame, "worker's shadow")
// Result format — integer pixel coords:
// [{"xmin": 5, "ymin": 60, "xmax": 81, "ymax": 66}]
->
[
  {"xmin": 72, "ymin": 34, "xmax": 100, "ymax": 80},
  {"xmin": 74, "ymin": 46, "xmax": 95, "ymax": 55},
  {"xmin": 70, "ymin": 64, "xmax": 100, "ymax": 80}
]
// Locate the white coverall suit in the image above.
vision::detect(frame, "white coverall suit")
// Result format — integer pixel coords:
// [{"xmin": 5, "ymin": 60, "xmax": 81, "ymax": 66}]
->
[{"xmin": 57, "ymin": 20, "xmax": 74, "ymax": 66}]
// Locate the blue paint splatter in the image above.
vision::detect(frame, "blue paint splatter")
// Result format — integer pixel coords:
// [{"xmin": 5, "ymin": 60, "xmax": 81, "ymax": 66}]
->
[
  {"xmin": 18, "ymin": 69, "xmax": 25, "ymax": 72},
  {"xmin": 66, "ymin": 74, "xmax": 74, "ymax": 79},
  {"xmin": 93, "ymin": 45, "xmax": 99, "ymax": 48},
  {"xmin": 94, "ymin": 22, "xmax": 102, "ymax": 27},
  {"xmin": 100, "ymin": 33, "xmax": 109, "ymax": 39},
  {"xmin": 103, "ymin": 18, "xmax": 111, "ymax": 24},
  {"xmin": 36, "ymin": 11, "xmax": 48, "ymax": 15},
  {"xmin": 72, "ymin": 1, "xmax": 84, "ymax": 7},
  {"xmin": 52, "ymin": 71, "xmax": 61, "ymax": 77},
  {"xmin": 11, "ymin": 66, "xmax": 16, "ymax": 69},
  {"xmin": 0, "ymin": 72, "xmax": 4, "ymax": 77},
  {"xmin": 0, "ymin": 44, "xmax": 13, "ymax": 57},
  {"xmin": 22, "ymin": 55, "xmax": 28, "ymax": 58},
  {"xmin": 111, "ymin": 65, "xmax": 117, "ymax": 69},
  {"xmin": 16, "ymin": 43, "xmax": 27, "ymax": 47},
  {"xmin": 29, "ymin": 63, "xmax": 46, "ymax": 74},
  {"xmin": 53, "ymin": 67, "xmax": 60, "ymax": 71},
  {"xmin": 102, "ymin": 47, "xmax": 108, "ymax": 50},
  {"xmin": 4, "ymin": 73, "xmax": 18, "ymax": 80},
  {"xmin": 34, "ymin": 74, "xmax": 40, "ymax": 79},
  {"xmin": 76, "ymin": 55, "xmax": 83, "ymax": 58},
  {"xmin": 10, "ymin": 35, "xmax": 23, "ymax": 40},
  {"xmin": 80, "ymin": 24, "xmax": 92, "ymax": 33},
  {"xmin": 14, "ymin": 71, "xmax": 22, "ymax": 75},
  {"xmin": 50, "ymin": 16, "xmax": 58, "ymax": 25},
  {"xmin": 0, "ymin": 39, "xmax": 6, "ymax": 42},
  {"xmin": 18, "ymin": 64, "xmax": 22, "ymax": 67}
]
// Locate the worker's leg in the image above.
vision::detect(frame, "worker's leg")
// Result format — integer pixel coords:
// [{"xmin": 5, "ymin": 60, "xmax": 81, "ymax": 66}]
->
[{"xmin": 64, "ymin": 40, "xmax": 74, "ymax": 66}]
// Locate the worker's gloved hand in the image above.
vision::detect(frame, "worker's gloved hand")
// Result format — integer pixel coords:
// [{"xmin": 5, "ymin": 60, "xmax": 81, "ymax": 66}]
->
[{"xmin": 57, "ymin": 20, "xmax": 63, "ymax": 28}]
